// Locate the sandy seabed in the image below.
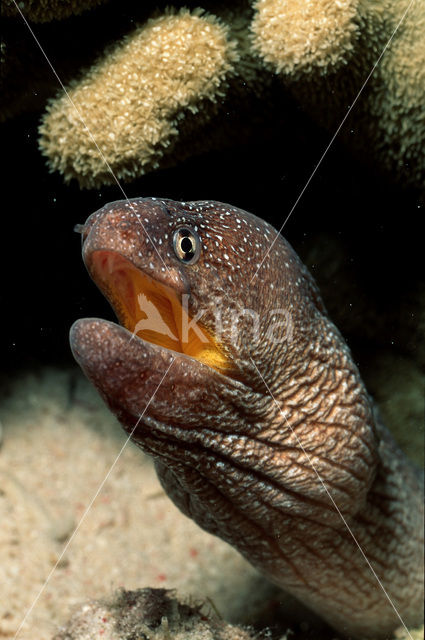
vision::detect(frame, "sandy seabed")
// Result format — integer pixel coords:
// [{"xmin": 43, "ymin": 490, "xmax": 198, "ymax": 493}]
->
[
  {"xmin": 0, "ymin": 366, "xmax": 423, "ymax": 640},
  {"xmin": 0, "ymin": 367, "xmax": 276, "ymax": 639}
]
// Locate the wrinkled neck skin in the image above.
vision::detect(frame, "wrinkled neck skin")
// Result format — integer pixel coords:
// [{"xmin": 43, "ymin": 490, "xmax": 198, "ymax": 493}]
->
[{"xmin": 70, "ymin": 198, "xmax": 424, "ymax": 640}]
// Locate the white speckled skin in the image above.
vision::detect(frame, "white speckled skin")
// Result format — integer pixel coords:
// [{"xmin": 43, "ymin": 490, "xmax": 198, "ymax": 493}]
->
[{"xmin": 70, "ymin": 198, "xmax": 424, "ymax": 639}]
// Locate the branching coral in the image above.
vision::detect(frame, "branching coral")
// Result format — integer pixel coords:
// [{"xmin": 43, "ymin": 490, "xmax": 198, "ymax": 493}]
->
[
  {"xmin": 251, "ymin": 0, "xmax": 425, "ymax": 186},
  {"xmin": 251, "ymin": 0, "xmax": 360, "ymax": 77},
  {"xmin": 39, "ymin": 8, "xmax": 240, "ymax": 188},
  {"xmin": 8, "ymin": 0, "xmax": 423, "ymax": 188}
]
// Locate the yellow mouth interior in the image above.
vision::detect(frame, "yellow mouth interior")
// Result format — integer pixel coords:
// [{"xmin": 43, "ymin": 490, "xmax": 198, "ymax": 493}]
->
[{"xmin": 90, "ymin": 250, "xmax": 232, "ymax": 375}]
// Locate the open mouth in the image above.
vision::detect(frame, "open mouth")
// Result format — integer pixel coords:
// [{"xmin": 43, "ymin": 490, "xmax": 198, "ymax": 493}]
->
[{"xmin": 88, "ymin": 250, "xmax": 233, "ymax": 376}]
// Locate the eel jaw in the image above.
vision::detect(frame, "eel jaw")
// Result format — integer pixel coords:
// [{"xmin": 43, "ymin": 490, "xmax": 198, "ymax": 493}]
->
[{"xmin": 86, "ymin": 249, "xmax": 234, "ymax": 378}]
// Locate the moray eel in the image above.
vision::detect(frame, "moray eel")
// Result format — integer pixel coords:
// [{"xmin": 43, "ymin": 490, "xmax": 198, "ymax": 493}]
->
[{"xmin": 70, "ymin": 197, "xmax": 424, "ymax": 639}]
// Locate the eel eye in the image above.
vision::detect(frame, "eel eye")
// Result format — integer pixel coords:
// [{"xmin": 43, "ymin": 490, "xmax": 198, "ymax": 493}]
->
[{"xmin": 172, "ymin": 227, "xmax": 201, "ymax": 264}]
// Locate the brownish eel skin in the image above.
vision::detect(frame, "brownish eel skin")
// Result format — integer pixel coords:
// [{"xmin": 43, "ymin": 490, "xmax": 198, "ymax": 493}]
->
[{"xmin": 70, "ymin": 198, "xmax": 424, "ymax": 639}]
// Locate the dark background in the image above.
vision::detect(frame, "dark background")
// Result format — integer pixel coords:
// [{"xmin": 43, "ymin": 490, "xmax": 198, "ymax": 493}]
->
[{"xmin": 1, "ymin": 110, "xmax": 422, "ymax": 373}]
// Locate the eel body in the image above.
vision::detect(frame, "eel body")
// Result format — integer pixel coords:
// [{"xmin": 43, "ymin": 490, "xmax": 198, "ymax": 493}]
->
[{"xmin": 70, "ymin": 197, "xmax": 424, "ymax": 638}]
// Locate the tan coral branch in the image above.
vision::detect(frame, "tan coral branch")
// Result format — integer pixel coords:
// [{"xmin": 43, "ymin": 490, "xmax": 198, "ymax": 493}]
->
[
  {"xmin": 38, "ymin": 8, "xmax": 239, "ymax": 188},
  {"xmin": 251, "ymin": 0, "xmax": 360, "ymax": 78}
]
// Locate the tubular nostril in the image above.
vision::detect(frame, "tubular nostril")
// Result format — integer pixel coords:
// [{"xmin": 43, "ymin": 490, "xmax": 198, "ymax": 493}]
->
[
  {"xmin": 157, "ymin": 199, "xmax": 173, "ymax": 217},
  {"xmin": 74, "ymin": 222, "xmax": 90, "ymax": 244}
]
